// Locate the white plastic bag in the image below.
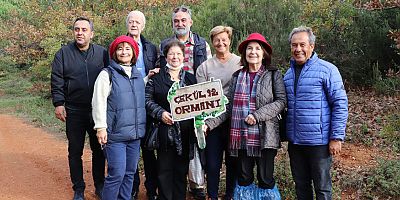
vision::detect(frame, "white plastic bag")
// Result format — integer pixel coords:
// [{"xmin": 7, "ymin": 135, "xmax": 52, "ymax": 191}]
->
[{"xmin": 188, "ymin": 145, "xmax": 205, "ymax": 185}]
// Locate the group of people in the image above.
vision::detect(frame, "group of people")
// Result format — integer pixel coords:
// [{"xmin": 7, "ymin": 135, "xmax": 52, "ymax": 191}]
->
[{"xmin": 51, "ymin": 4, "xmax": 348, "ymax": 200}]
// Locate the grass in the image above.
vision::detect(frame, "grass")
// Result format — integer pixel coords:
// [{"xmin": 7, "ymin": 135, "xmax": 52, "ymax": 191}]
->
[{"xmin": 0, "ymin": 71, "xmax": 65, "ymax": 137}]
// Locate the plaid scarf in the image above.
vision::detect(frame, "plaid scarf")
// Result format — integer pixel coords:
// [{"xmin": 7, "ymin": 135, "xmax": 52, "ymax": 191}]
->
[{"xmin": 230, "ymin": 66, "xmax": 265, "ymax": 157}]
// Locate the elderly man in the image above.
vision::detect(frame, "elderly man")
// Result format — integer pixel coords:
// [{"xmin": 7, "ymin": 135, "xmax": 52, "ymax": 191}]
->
[
  {"xmin": 125, "ymin": 10, "xmax": 159, "ymax": 200},
  {"xmin": 159, "ymin": 5, "xmax": 211, "ymax": 200},
  {"xmin": 283, "ymin": 26, "xmax": 348, "ymax": 200},
  {"xmin": 51, "ymin": 16, "xmax": 108, "ymax": 200}
]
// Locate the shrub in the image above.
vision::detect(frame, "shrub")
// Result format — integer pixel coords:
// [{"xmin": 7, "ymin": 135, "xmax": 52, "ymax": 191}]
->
[
  {"xmin": 365, "ymin": 159, "xmax": 400, "ymax": 197},
  {"xmin": 373, "ymin": 77, "xmax": 400, "ymax": 95},
  {"xmin": 380, "ymin": 114, "xmax": 400, "ymax": 152},
  {"xmin": 0, "ymin": 55, "xmax": 18, "ymax": 74}
]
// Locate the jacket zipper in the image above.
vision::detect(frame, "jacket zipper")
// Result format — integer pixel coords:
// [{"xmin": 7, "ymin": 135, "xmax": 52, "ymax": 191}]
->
[
  {"xmin": 130, "ymin": 75, "xmax": 138, "ymax": 139},
  {"xmin": 85, "ymin": 59, "xmax": 89, "ymax": 88}
]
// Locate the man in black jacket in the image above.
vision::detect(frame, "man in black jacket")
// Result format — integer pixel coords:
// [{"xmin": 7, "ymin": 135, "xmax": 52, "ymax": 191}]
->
[
  {"xmin": 51, "ymin": 17, "xmax": 108, "ymax": 200},
  {"xmin": 159, "ymin": 5, "xmax": 212, "ymax": 200},
  {"xmin": 125, "ymin": 10, "xmax": 159, "ymax": 200}
]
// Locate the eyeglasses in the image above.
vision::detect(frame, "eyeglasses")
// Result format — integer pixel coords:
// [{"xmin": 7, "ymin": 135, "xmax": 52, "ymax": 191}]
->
[{"xmin": 173, "ymin": 6, "xmax": 191, "ymax": 16}]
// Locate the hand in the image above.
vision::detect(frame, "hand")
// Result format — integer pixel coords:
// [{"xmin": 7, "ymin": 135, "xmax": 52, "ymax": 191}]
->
[
  {"xmin": 329, "ymin": 140, "xmax": 342, "ymax": 156},
  {"xmin": 148, "ymin": 68, "xmax": 160, "ymax": 78},
  {"xmin": 96, "ymin": 129, "xmax": 107, "ymax": 145},
  {"xmin": 245, "ymin": 114, "xmax": 257, "ymax": 126},
  {"xmin": 161, "ymin": 111, "xmax": 174, "ymax": 125},
  {"xmin": 55, "ymin": 105, "xmax": 67, "ymax": 122}
]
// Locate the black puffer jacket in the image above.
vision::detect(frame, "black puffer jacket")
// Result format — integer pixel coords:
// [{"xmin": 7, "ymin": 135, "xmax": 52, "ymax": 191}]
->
[{"xmin": 145, "ymin": 67, "xmax": 197, "ymax": 158}]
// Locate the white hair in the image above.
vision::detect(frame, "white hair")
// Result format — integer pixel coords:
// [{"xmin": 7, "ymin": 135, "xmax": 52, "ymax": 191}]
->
[
  {"xmin": 288, "ymin": 26, "xmax": 316, "ymax": 45},
  {"xmin": 126, "ymin": 10, "xmax": 146, "ymax": 28}
]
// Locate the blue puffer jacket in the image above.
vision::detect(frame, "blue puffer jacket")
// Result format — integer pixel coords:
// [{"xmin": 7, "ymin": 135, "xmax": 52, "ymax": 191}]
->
[
  {"xmin": 106, "ymin": 60, "xmax": 146, "ymax": 143},
  {"xmin": 283, "ymin": 53, "xmax": 348, "ymax": 145}
]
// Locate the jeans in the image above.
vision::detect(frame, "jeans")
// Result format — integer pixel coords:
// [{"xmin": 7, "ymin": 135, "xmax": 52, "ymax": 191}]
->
[
  {"xmin": 237, "ymin": 149, "xmax": 277, "ymax": 189},
  {"xmin": 205, "ymin": 122, "xmax": 237, "ymax": 199},
  {"xmin": 65, "ymin": 108, "xmax": 105, "ymax": 192},
  {"xmin": 288, "ymin": 143, "xmax": 332, "ymax": 200},
  {"xmin": 102, "ymin": 140, "xmax": 141, "ymax": 200}
]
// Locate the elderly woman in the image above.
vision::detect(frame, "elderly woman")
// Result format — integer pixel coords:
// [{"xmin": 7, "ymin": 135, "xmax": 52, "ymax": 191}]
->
[
  {"xmin": 205, "ymin": 33, "xmax": 286, "ymax": 199},
  {"xmin": 196, "ymin": 25, "xmax": 241, "ymax": 200},
  {"xmin": 145, "ymin": 40, "xmax": 197, "ymax": 200},
  {"xmin": 92, "ymin": 35, "xmax": 146, "ymax": 200}
]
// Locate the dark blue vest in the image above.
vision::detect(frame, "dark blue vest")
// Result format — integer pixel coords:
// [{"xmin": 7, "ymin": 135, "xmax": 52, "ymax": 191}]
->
[{"xmin": 105, "ymin": 60, "xmax": 146, "ymax": 143}]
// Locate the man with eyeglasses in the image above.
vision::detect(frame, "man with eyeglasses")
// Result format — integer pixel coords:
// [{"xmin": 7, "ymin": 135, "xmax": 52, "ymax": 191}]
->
[
  {"xmin": 159, "ymin": 5, "xmax": 212, "ymax": 200},
  {"xmin": 51, "ymin": 16, "xmax": 108, "ymax": 200},
  {"xmin": 125, "ymin": 10, "xmax": 160, "ymax": 200}
]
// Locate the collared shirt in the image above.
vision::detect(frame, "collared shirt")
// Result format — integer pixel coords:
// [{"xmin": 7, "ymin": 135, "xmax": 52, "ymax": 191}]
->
[
  {"xmin": 177, "ymin": 31, "xmax": 212, "ymax": 74},
  {"xmin": 135, "ymin": 38, "xmax": 146, "ymax": 78}
]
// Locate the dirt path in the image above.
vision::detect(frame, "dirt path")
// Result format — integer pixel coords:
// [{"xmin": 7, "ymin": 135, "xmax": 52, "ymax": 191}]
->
[{"xmin": 0, "ymin": 114, "xmax": 148, "ymax": 200}]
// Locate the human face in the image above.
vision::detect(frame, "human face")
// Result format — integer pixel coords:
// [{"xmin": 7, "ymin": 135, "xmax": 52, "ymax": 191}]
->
[
  {"xmin": 173, "ymin": 11, "xmax": 192, "ymax": 37},
  {"xmin": 115, "ymin": 42, "xmax": 133, "ymax": 65},
  {"xmin": 290, "ymin": 31, "xmax": 314, "ymax": 65},
  {"xmin": 73, "ymin": 20, "xmax": 93, "ymax": 50},
  {"xmin": 127, "ymin": 13, "xmax": 144, "ymax": 39},
  {"xmin": 212, "ymin": 32, "xmax": 231, "ymax": 55},
  {"xmin": 166, "ymin": 46, "xmax": 184, "ymax": 69},
  {"xmin": 245, "ymin": 42, "xmax": 264, "ymax": 69}
]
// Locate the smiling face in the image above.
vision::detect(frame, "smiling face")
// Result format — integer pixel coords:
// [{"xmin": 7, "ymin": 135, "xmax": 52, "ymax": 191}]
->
[
  {"xmin": 127, "ymin": 13, "xmax": 145, "ymax": 39},
  {"xmin": 115, "ymin": 42, "xmax": 134, "ymax": 65},
  {"xmin": 212, "ymin": 32, "xmax": 231, "ymax": 55},
  {"xmin": 245, "ymin": 41, "xmax": 264, "ymax": 68},
  {"xmin": 290, "ymin": 31, "xmax": 314, "ymax": 65},
  {"xmin": 73, "ymin": 20, "xmax": 93, "ymax": 50},
  {"xmin": 173, "ymin": 11, "xmax": 192, "ymax": 37},
  {"xmin": 166, "ymin": 46, "xmax": 184, "ymax": 68}
]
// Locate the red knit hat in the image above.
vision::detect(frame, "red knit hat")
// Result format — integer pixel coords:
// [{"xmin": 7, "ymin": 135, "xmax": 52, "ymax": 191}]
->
[
  {"xmin": 109, "ymin": 35, "xmax": 139, "ymax": 62},
  {"xmin": 238, "ymin": 33, "xmax": 272, "ymax": 55}
]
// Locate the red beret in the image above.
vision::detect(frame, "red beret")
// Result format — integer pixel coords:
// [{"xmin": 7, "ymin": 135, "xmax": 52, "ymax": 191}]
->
[
  {"xmin": 238, "ymin": 33, "xmax": 273, "ymax": 55},
  {"xmin": 109, "ymin": 35, "xmax": 139, "ymax": 61}
]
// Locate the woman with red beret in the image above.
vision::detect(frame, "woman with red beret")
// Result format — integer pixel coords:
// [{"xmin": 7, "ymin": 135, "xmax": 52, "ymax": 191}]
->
[
  {"xmin": 92, "ymin": 35, "xmax": 146, "ymax": 200},
  {"xmin": 205, "ymin": 33, "xmax": 286, "ymax": 199}
]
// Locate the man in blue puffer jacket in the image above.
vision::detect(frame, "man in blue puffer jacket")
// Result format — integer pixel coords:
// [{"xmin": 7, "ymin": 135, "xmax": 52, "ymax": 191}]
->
[{"xmin": 283, "ymin": 26, "xmax": 348, "ymax": 200}]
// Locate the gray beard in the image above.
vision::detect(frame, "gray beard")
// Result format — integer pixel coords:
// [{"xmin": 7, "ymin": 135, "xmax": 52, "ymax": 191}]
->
[{"xmin": 174, "ymin": 28, "xmax": 189, "ymax": 37}]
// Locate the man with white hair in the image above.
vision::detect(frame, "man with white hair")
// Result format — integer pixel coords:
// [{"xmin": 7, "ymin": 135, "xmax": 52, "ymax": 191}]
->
[
  {"xmin": 283, "ymin": 26, "xmax": 348, "ymax": 200},
  {"xmin": 126, "ymin": 10, "xmax": 159, "ymax": 200}
]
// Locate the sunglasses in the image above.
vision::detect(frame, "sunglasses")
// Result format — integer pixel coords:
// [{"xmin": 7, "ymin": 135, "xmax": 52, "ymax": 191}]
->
[{"xmin": 173, "ymin": 6, "xmax": 191, "ymax": 16}]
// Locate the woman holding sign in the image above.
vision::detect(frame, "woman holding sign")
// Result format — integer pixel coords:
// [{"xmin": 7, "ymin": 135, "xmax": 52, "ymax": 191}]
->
[
  {"xmin": 145, "ymin": 40, "xmax": 197, "ymax": 200},
  {"xmin": 196, "ymin": 25, "xmax": 241, "ymax": 200},
  {"xmin": 205, "ymin": 33, "xmax": 286, "ymax": 199}
]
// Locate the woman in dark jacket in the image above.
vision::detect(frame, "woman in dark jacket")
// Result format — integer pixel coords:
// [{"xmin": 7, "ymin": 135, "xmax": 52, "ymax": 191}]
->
[
  {"xmin": 205, "ymin": 33, "xmax": 286, "ymax": 199},
  {"xmin": 145, "ymin": 40, "xmax": 197, "ymax": 200}
]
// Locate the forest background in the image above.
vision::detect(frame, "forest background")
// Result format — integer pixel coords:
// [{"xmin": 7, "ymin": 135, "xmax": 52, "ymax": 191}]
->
[{"xmin": 0, "ymin": 0, "xmax": 399, "ymax": 199}]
